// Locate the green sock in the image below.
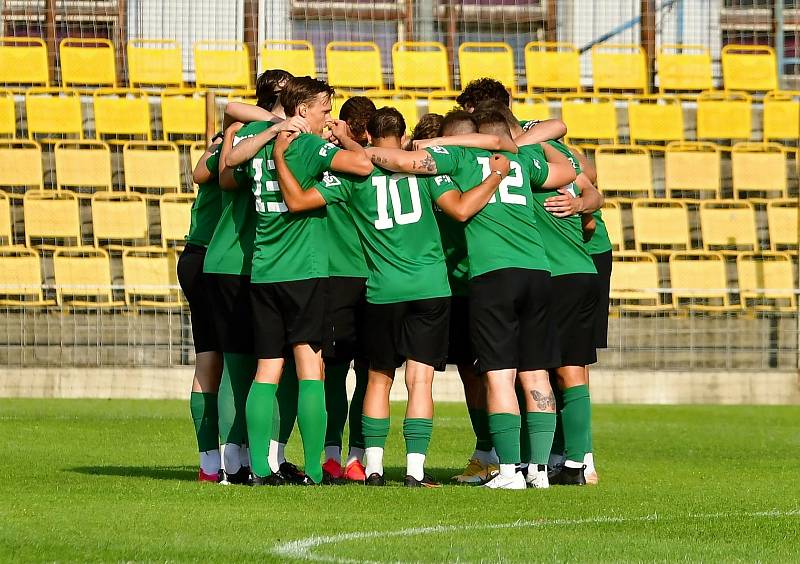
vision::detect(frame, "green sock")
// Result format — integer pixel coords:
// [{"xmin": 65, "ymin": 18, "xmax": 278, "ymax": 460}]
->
[
  {"xmin": 561, "ymin": 384, "xmax": 591, "ymax": 463},
  {"xmin": 218, "ymin": 353, "xmax": 256, "ymax": 444},
  {"xmin": 526, "ymin": 411, "xmax": 556, "ymax": 466},
  {"xmin": 190, "ymin": 392, "xmax": 219, "ymax": 452},
  {"xmin": 296, "ymin": 380, "xmax": 327, "ymax": 484},
  {"xmin": 468, "ymin": 408, "xmax": 492, "ymax": 452},
  {"xmin": 519, "ymin": 415, "xmax": 531, "ymax": 464},
  {"xmin": 488, "ymin": 412, "xmax": 521, "ymax": 464},
  {"xmin": 551, "ymin": 387, "xmax": 565, "ymax": 456},
  {"xmin": 403, "ymin": 418, "xmax": 433, "ymax": 455},
  {"xmin": 587, "ymin": 399, "xmax": 593, "ymax": 453},
  {"xmin": 245, "ymin": 382, "xmax": 277, "ymax": 477},
  {"xmin": 362, "ymin": 415, "xmax": 390, "ymax": 449},
  {"xmin": 324, "ymin": 362, "xmax": 350, "ymax": 448},
  {"xmin": 274, "ymin": 360, "xmax": 298, "ymax": 444},
  {"xmin": 347, "ymin": 362, "xmax": 368, "ymax": 450}
]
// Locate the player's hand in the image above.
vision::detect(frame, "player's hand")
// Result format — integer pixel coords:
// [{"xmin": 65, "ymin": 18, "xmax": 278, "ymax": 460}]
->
[
  {"xmin": 544, "ymin": 188, "xmax": 584, "ymax": 218},
  {"xmin": 225, "ymin": 121, "xmax": 244, "ymax": 136},
  {"xmin": 489, "ymin": 154, "xmax": 511, "ymax": 178},
  {"xmin": 273, "ymin": 130, "xmax": 298, "ymax": 156},
  {"xmin": 412, "ymin": 138, "xmax": 437, "ymax": 151},
  {"xmin": 327, "ymin": 119, "xmax": 353, "ymax": 143},
  {"xmin": 279, "ymin": 116, "xmax": 311, "ymax": 134}
]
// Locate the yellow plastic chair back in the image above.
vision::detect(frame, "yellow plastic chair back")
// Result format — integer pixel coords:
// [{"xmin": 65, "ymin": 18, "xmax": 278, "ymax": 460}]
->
[
  {"xmin": 721, "ymin": 44, "xmax": 778, "ymax": 92},
  {"xmin": 459, "ymin": 42, "xmax": 515, "ymax": 91},
  {"xmin": 193, "ymin": 40, "xmax": 251, "ymax": 90},
  {"xmin": 128, "ymin": 39, "xmax": 183, "ymax": 88},
  {"xmin": 60, "ymin": 38, "xmax": 116, "ymax": 88},
  {"xmin": 326, "ymin": 42, "xmax": 384, "ymax": 90},
  {"xmin": 260, "ymin": 40, "xmax": 316, "ymax": 77},
  {"xmin": 0, "ymin": 37, "xmax": 49, "ymax": 88},
  {"xmin": 524, "ymin": 42, "xmax": 581, "ymax": 93}
]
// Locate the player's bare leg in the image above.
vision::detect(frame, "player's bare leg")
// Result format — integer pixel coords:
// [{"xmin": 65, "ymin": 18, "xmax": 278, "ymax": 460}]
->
[
  {"xmin": 481, "ymin": 369, "xmax": 526, "ymax": 490},
  {"xmin": 362, "ymin": 368, "xmax": 394, "ymax": 484},
  {"xmin": 517, "ymin": 369, "xmax": 555, "ymax": 488},
  {"xmin": 190, "ymin": 351, "xmax": 223, "ymax": 482}
]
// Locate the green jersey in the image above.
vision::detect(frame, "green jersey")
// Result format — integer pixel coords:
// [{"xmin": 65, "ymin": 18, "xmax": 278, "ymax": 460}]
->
[
  {"xmin": 434, "ymin": 209, "xmax": 469, "ymax": 296},
  {"xmin": 316, "ymin": 167, "xmax": 452, "ymax": 304},
  {"xmin": 528, "ymin": 141, "xmax": 596, "ymax": 276},
  {"xmin": 327, "ymin": 191, "xmax": 369, "ymax": 278},
  {"xmin": 186, "ymin": 146, "xmax": 223, "ymax": 247},
  {"xmin": 425, "ymin": 145, "xmax": 550, "ymax": 278},
  {"xmin": 235, "ymin": 132, "xmax": 340, "ymax": 284},
  {"xmin": 586, "ymin": 210, "xmax": 613, "ymax": 255}
]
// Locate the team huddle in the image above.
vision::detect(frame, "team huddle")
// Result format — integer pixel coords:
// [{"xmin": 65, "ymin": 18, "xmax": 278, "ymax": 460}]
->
[{"xmin": 180, "ymin": 71, "xmax": 613, "ymax": 490}]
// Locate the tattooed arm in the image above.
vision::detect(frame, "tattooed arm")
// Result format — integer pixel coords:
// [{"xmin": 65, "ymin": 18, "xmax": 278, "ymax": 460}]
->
[{"xmin": 365, "ymin": 147, "xmax": 439, "ymax": 175}]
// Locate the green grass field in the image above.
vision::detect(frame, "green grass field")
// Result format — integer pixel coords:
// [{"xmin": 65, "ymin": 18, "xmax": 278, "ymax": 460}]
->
[{"xmin": 1, "ymin": 399, "xmax": 798, "ymax": 562}]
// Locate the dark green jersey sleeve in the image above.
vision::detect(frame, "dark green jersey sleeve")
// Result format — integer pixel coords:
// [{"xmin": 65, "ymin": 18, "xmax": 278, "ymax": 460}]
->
[
  {"xmin": 316, "ymin": 172, "xmax": 352, "ymax": 204},
  {"xmin": 231, "ymin": 121, "xmax": 271, "ymax": 187},
  {"xmin": 205, "ymin": 145, "xmax": 220, "ymax": 175},
  {"xmin": 424, "ymin": 145, "xmax": 465, "ymax": 176},
  {"xmin": 289, "ymin": 134, "xmax": 341, "ymax": 178},
  {"xmin": 427, "ymin": 173, "xmax": 458, "ymax": 200},
  {"xmin": 525, "ymin": 144, "xmax": 550, "ymax": 189}
]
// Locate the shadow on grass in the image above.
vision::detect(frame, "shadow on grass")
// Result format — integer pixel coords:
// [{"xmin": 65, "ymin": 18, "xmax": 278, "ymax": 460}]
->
[{"xmin": 69, "ymin": 465, "xmax": 196, "ymax": 481}]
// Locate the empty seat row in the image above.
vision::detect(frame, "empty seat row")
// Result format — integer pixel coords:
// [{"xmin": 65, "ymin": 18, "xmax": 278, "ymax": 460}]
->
[
  {"xmin": 611, "ymin": 251, "xmax": 796, "ymax": 312},
  {"xmin": 602, "ymin": 199, "xmax": 797, "ymax": 255},
  {"xmin": 0, "ymin": 37, "xmax": 782, "ymax": 95}
]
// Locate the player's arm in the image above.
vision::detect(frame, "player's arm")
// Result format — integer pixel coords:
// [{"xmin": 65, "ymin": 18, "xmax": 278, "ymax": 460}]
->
[
  {"xmin": 192, "ymin": 136, "xmax": 222, "ymax": 185},
  {"xmin": 434, "ymin": 155, "xmax": 510, "ymax": 222},
  {"xmin": 366, "ymin": 147, "xmax": 439, "ymax": 175},
  {"xmin": 225, "ymin": 117, "xmax": 311, "ymax": 168},
  {"xmin": 222, "ymin": 102, "xmax": 278, "ymax": 130},
  {"xmin": 543, "ymin": 174, "xmax": 604, "ymax": 218},
  {"xmin": 573, "ymin": 150, "xmax": 597, "ymax": 184},
  {"xmin": 540, "ymin": 142, "xmax": 577, "ymax": 189},
  {"xmin": 514, "ymin": 119, "xmax": 567, "ymax": 144},
  {"xmin": 327, "ymin": 120, "xmax": 373, "ymax": 176},
  {"xmin": 413, "ymin": 134, "xmax": 518, "ymax": 154},
  {"xmin": 219, "ymin": 122, "xmax": 244, "ymax": 191},
  {"xmin": 272, "ymin": 131, "xmax": 327, "ymax": 212}
]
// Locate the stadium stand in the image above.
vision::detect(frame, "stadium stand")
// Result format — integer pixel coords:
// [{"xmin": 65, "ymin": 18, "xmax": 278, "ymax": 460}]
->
[
  {"xmin": 627, "ymin": 96, "xmax": 684, "ymax": 148},
  {"xmin": 0, "ymin": 37, "xmax": 49, "ymax": 90},
  {"xmin": 326, "ymin": 41, "xmax": 384, "ymax": 91},
  {"xmin": 762, "ymin": 91, "xmax": 800, "ymax": 142},
  {"xmin": 93, "ymin": 88, "xmax": 152, "ymax": 145},
  {"xmin": 127, "ymin": 39, "xmax": 184, "ymax": 89},
  {"xmin": 600, "ymin": 199, "xmax": 625, "ymax": 251},
  {"xmin": 260, "ymin": 40, "xmax": 317, "ymax": 78},
  {"xmin": 766, "ymin": 199, "xmax": 799, "ymax": 254},
  {"xmin": 121, "ymin": 247, "xmax": 183, "ymax": 308},
  {"xmin": 427, "ymin": 92, "xmax": 460, "ymax": 116},
  {"xmin": 0, "ymin": 191, "xmax": 11, "ymax": 245},
  {"xmin": 54, "ymin": 140, "xmax": 113, "ymax": 198},
  {"xmin": 159, "ymin": 194, "xmax": 194, "ymax": 249},
  {"xmin": 609, "ymin": 251, "xmax": 668, "ymax": 311},
  {"xmin": 160, "ymin": 89, "xmax": 206, "ymax": 145},
  {"xmin": 193, "ymin": 40, "xmax": 251, "ymax": 90},
  {"xmin": 122, "ymin": 141, "xmax": 182, "ymax": 199},
  {"xmin": 594, "ymin": 146, "xmax": 653, "ymax": 198},
  {"xmin": 511, "ymin": 95, "xmax": 550, "ymax": 122},
  {"xmin": 731, "ymin": 142, "xmax": 789, "ymax": 199},
  {"xmin": 561, "ymin": 95, "xmax": 618, "ymax": 146},
  {"xmin": 392, "ymin": 42, "xmax": 451, "ymax": 91},
  {"xmin": 699, "ymin": 200, "xmax": 759, "ymax": 255},
  {"xmin": 0, "ymin": 89, "xmax": 15, "ymax": 137},
  {"xmin": 737, "ymin": 251, "xmax": 796, "ymax": 312},
  {"xmin": 664, "ymin": 142, "xmax": 722, "ymax": 199},
  {"xmin": 23, "ymin": 189, "xmax": 82, "ymax": 249},
  {"xmin": 59, "ymin": 38, "xmax": 117, "ymax": 89},
  {"xmin": 367, "ymin": 92, "xmax": 418, "ymax": 130},
  {"xmin": 90, "ymin": 192, "xmax": 149, "ymax": 250},
  {"xmin": 458, "ymin": 42, "xmax": 516, "ymax": 93},
  {"xmin": 524, "ymin": 42, "xmax": 581, "ymax": 94},
  {"xmin": 52, "ymin": 246, "xmax": 123, "ymax": 307},
  {"xmin": 721, "ymin": 44, "xmax": 778, "ymax": 93},
  {"xmin": 632, "ymin": 199, "xmax": 693, "ymax": 256},
  {"xmin": 24, "ymin": 88, "xmax": 83, "ymax": 143},
  {"xmin": 696, "ymin": 91, "xmax": 753, "ymax": 142},
  {"xmin": 668, "ymin": 251, "xmax": 735, "ymax": 311},
  {"xmin": 0, "ymin": 140, "xmax": 44, "ymax": 200},
  {"xmin": 0, "ymin": 246, "xmax": 52, "ymax": 306},
  {"xmin": 656, "ymin": 44, "xmax": 714, "ymax": 94},
  {"xmin": 591, "ymin": 44, "xmax": 649, "ymax": 94}
]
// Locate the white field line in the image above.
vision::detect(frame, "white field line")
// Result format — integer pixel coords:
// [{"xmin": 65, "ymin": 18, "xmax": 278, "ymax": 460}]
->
[{"xmin": 272, "ymin": 509, "xmax": 800, "ymax": 563}]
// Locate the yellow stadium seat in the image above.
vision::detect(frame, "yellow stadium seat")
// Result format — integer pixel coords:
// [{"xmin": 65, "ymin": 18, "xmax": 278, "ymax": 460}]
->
[
  {"xmin": 731, "ymin": 142, "xmax": 788, "ymax": 199},
  {"xmin": 664, "ymin": 141, "xmax": 721, "ymax": 199},
  {"xmin": 54, "ymin": 140, "xmax": 112, "ymax": 198},
  {"xmin": 367, "ymin": 92, "xmax": 418, "ymax": 131},
  {"xmin": 260, "ymin": 40, "xmax": 316, "ymax": 77},
  {"xmin": 0, "ymin": 247, "xmax": 52, "ymax": 306},
  {"xmin": 160, "ymin": 89, "xmax": 205, "ymax": 145},
  {"xmin": 600, "ymin": 199, "xmax": 625, "ymax": 250},
  {"xmin": 326, "ymin": 42, "xmax": 384, "ymax": 91},
  {"xmin": 159, "ymin": 193, "xmax": 194, "ymax": 248},
  {"xmin": 24, "ymin": 88, "xmax": 83, "ymax": 143},
  {"xmin": 627, "ymin": 96, "xmax": 684, "ymax": 147},
  {"xmin": 0, "ymin": 89, "xmax": 14, "ymax": 137},
  {"xmin": 696, "ymin": 91, "xmax": 752, "ymax": 141},
  {"xmin": 763, "ymin": 91, "xmax": 800, "ymax": 142},
  {"xmin": 699, "ymin": 200, "xmax": 758, "ymax": 255},
  {"xmin": 91, "ymin": 192, "xmax": 149, "ymax": 250},
  {"xmin": 721, "ymin": 44, "xmax": 778, "ymax": 93},
  {"xmin": 128, "ymin": 38, "xmax": 183, "ymax": 88},
  {"xmin": 669, "ymin": 251, "xmax": 734, "ymax": 311},
  {"xmin": 594, "ymin": 145, "xmax": 653, "ymax": 198},
  {"xmin": 0, "ymin": 37, "xmax": 49, "ymax": 89},
  {"xmin": 561, "ymin": 95, "xmax": 617, "ymax": 147},
  {"xmin": 52, "ymin": 246, "xmax": 123, "ymax": 307},
  {"xmin": 93, "ymin": 88, "xmax": 152, "ymax": 145},
  {"xmin": 458, "ymin": 42, "xmax": 515, "ymax": 92},
  {"xmin": 194, "ymin": 40, "xmax": 251, "ymax": 90},
  {"xmin": 427, "ymin": 92, "xmax": 459, "ymax": 116},
  {"xmin": 123, "ymin": 141, "xmax": 182, "ymax": 199},
  {"xmin": 766, "ymin": 199, "xmax": 798, "ymax": 254},
  {"xmin": 122, "ymin": 247, "xmax": 183, "ymax": 308},
  {"xmin": 632, "ymin": 199, "xmax": 692, "ymax": 255},
  {"xmin": 511, "ymin": 95, "xmax": 550, "ymax": 123},
  {"xmin": 0, "ymin": 190, "xmax": 11, "ymax": 245},
  {"xmin": 737, "ymin": 252, "xmax": 796, "ymax": 312},
  {"xmin": 524, "ymin": 42, "xmax": 581, "ymax": 94},
  {"xmin": 610, "ymin": 251, "xmax": 669, "ymax": 311},
  {"xmin": 59, "ymin": 38, "xmax": 116, "ymax": 89},
  {"xmin": 656, "ymin": 45, "xmax": 713, "ymax": 94},
  {"xmin": 331, "ymin": 95, "xmax": 349, "ymax": 119},
  {"xmin": 226, "ymin": 89, "xmax": 258, "ymax": 106},
  {"xmin": 591, "ymin": 44, "xmax": 648, "ymax": 94},
  {"xmin": 0, "ymin": 139, "xmax": 43, "ymax": 200},
  {"xmin": 23, "ymin": 189, "xmax": 81, "ymax": 249},
  {"xmin": 392, "ymin": 42, "xmax": 450, "ymax": 91}
]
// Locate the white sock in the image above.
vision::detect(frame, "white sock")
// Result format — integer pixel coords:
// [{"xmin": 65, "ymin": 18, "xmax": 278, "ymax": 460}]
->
[
  {"xmin": 471, "ymin": 449, "xmax": 491, "ymax": 465},
  {"xmin": 200, "ymin": 449, "xmax": 221, "ymax": 475},
  {"xmin": 346, "ymin": 446, "xmax": 364, "ymax": 466},
  {"xmin": 487, "ymin": 448, "xmax": 500, "ymax": 465},
  {"xmin": 239, "ymin": 445, "xmax": 250, "ymax": 468},
  {"xmin": 565, "ymin": 459, "xmax": 584, "ymax": 469},
  {"xmin": 499, "ymin": 463, "xmax": 516, "ymax": 478},
  {"xmin": 549, "ymin": 452, "xmax": 565, "ymax": 468},
  {"xmin": 406, "ymin": 453, "xmax": 426, "ymax": 481},
  {"xmin": 584, "ymin": 452, "xmax": 595, "ymax": 472},
  {"xmin": 222, "ymin": 443, "xmax": 241, "ymax": 474},
  {"xmin": 276, "ymin": 442, "xmax": 286, "ymax": 465},
  {"xmin": 324, "ymin": 445, "xmax": 341, "ymax": 463},
  {"xmin": 364, "ymin": 446, "xmax": 384, "ymax": 476}
]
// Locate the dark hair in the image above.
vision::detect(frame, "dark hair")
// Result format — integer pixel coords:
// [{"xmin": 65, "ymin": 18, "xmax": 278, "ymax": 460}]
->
[
  {"xmin": 456, "ymin": 78, "xmax": 510, "ymax": 111},
  {"xmin": 411, "ymin": 113, "xmax": 444, "ymax": 141},
  {"xmin": 472, "ymin": 100, "xmax": 519, "ymax": 132},
  {"xmin": 280, "ymin": 76, "xmax": 335, "ymax": 117},
  {"xmin": 255, "ymin": 69, "xmax": 293, "ymax": 111},
  {"xmin": 339, "ymin": 97, "xmax": 376, "ymax": 144},
  {"xmin": 439, "ymin": 109, "xmax": 478, "ymax": 136},
  {"xmin": 473, "ymin": 107, "xmax": 513, "ymax": 137},
  {"xmin": 367, "ymin": 107, "xmax": 406, "ymax": 140}
]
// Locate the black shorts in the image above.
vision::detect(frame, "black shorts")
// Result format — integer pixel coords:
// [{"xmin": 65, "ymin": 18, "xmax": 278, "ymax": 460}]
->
[
  {"xmin": 469, "ymin": 268, "xmax": 560, "ymax": 374},
  {"xmin": 366, "ymin": 297, "xmax": 450, "ymax": 372},
  {"xmin": 205, "ymin": 272, "xmax": 253, "ymax": 355},
  {"xmin": 325, "ymin": 276, "xmax": 367, "ymax": 363},
  {"xmin": 551, "ymin": 273, "xmax": 600, "ymax": 366},
  {"xmin": 177, "ymin": 244, "xmax": 220, "ymax": 354},
  {"xmin": 250, "ymin": 278, "xmax": 327, "ymax": 360},
  {"xmin": 591, "ymin": 250, "xmax": 612, "ymax": 349},
  {"xmin": 447, "ymin": 295, "xmax": 475, "ymax": 365}
]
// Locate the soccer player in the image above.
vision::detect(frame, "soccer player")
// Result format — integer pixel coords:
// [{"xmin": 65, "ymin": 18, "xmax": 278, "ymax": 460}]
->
[
  {"xmin": 181, "ymin": 135, "xmax": 223, "ymax": 482},
  {"xmin": 272, "ymin": 107, "xmax": 510, "ymax": 487},
  {"xmin": 338, "ymin": 96, "xmax": 376, "ymax": 146},
  {"xmin": 367, "ymin": 109, "xmax": 577, "ymax": 489},
  {"xmin": 224, "ymin": 77, "xmax": 372, "ymax": 486}
]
